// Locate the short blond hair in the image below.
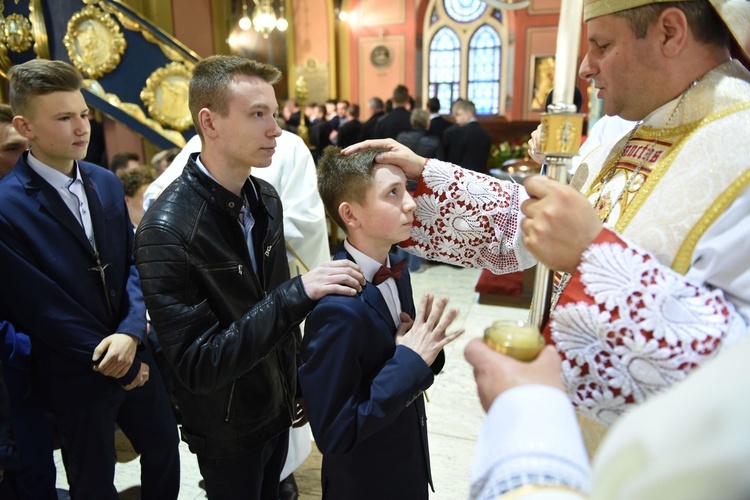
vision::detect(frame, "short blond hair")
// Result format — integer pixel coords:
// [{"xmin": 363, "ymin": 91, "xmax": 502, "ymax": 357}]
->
[{"xmin": 189, "ymin": 56, "xmax": 281, "ymax": 140}]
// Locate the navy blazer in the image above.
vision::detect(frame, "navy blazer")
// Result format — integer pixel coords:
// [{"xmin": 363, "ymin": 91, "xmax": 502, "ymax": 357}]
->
[
  {"xmin": 0, "ymin": 153, "xmax": 145, "ymax": 410},
  {"xmin": 443, "ymin": 121, "xmax": 492, "ymax": 173},
  {"xmin": 300, "ymin": 250, "xmax": 443, "ymax": 500}
]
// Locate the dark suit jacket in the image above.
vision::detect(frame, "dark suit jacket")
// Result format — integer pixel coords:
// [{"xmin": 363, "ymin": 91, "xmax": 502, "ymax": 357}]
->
[
  {"xmin": 427, "ymin": 115, "xmax": 453, "ymax": 140},
  {"xmin": 443, "ymin": 121, "xmax": 492, "ymax": 173},
  {"xmin": 374, "ymin": 107, "xmax": 412, "ymax": 140},
  {"xmin": 310, "ymin": 118, "xmax": 333, "ymax": 161},
  {"xmin": 300, "ymin": 250, "xmax": 443, "ymax": 500},
  {"xmin": 397, "ymin": 129, "xmax": 444, "ymax": 160},
  {"xmin": 0, "ymin": 153, "xmax": 145, "ymax": 410},
  {"xmin": 337, "ymin": 119, "xmax": 363, "ymax": 149},
  {"xmin": 360, "ymin": 111, "xmax": 385, "ymax": 141}
]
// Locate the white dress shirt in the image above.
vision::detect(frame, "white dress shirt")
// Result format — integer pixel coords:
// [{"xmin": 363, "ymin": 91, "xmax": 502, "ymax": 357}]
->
[
  {"xmin": 344, "ymin": 240, "xmax": 403, "ymax": 327},
  {"xmin": 194, "ymin": 155, "xmax": 260, "ymax": 275},
  {"xmin": 26, "ymin": 153, "xmax": 96, "ymax": 251}
]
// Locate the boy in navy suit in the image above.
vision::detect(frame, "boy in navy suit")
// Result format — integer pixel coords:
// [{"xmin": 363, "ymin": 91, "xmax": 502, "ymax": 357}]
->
[
  {"xmin": 0, "ymin": 59, "xmax": 179, "ymax": 499},
  {"xmin": 300, "ymin": 147, "xmax": 464, "ymax": 499}
]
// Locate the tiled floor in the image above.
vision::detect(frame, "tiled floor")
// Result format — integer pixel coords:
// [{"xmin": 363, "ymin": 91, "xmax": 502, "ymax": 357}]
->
[{"xmin": 54, "ymin": 263, "xmax": 528, "ymax": 499}]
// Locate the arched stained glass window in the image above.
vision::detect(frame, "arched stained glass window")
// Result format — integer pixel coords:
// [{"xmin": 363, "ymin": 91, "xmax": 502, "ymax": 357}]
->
[
  {"xmin": 424, "ymin": 0, "xmax": 507, "ymax": 116},
  {"xmin": 428, "ymin": 27, "xmax": 461, "ymax": 114},
  {"xmin": 444, "ymin": 0, "xmax": 486, "ymax": 23},
  {"xmin": 468, "ymin": 24, "xmax": 501, "ymax": 114}
]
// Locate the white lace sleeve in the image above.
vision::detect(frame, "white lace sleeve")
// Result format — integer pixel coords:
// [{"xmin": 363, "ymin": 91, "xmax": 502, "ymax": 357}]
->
[
  {"xmin": 551, "ymin": 230, "xmax": 748, "ymax": 425},
  {"xmin": 401, "ymin": 159, "xmax": 535, "ymax": 274}
]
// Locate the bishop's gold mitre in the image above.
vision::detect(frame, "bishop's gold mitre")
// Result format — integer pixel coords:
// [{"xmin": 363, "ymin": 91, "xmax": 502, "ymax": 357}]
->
[{"xmin": 583, "ymin": 0, "xmax": 750, "ymax": 64}]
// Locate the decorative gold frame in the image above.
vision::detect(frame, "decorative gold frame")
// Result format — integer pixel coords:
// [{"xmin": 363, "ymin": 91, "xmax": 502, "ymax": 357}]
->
[
  {"xmin": 101, "ymin": 1, "xmax": 199, "ymax": 67},
  {"xmin": 1, "ymin": 13, "xmax": 33, "ymax": 53},
  {"xmin": 63, "ymin": 4, "xmax": 126, "ymax": 79},
  {"xmin": 370, "ymin": 44, "xmax": 392, "ymax": 69},
  {"xmin": 29, "ymin": 0, "xmax": 50, "ymax": 59},
  {"xmin": 139, "ymin": 62, "xmax": 192, "ymax": 131},
  {"xmin": 84, "ymin": 79, "xmax": 186, "ymax": 148}
]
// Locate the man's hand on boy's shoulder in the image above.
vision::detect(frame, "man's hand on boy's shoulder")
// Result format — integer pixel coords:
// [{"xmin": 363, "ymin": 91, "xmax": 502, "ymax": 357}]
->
[
  {"xmin": 396, "ymin": 293, "xmax": 464, "ymax": 366},
  {"xmin": 301, "ymin": 260, "xmax": 365, "ymax": 300}
]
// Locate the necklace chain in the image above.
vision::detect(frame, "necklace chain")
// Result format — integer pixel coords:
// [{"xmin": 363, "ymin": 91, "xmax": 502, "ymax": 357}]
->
[{"xmin": 550, "ymin": 78, "xmax": 700, "ymax": 310}]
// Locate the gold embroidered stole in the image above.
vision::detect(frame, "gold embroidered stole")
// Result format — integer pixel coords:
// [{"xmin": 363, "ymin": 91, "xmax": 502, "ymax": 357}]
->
[{"xmin": 577, "ymin": 61, "xmax": 750, "ymax": 274}]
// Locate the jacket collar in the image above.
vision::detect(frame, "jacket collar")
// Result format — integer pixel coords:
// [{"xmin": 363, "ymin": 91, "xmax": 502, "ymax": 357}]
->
[
  {"xmin": 183, "ymin": 154, "xmax": 256, "ymax": 219},
  {"xmin": 333, "ymin": 247, "xmax": 413, "ymax": 329},
  {"xmin": 14, "ymin": 152, "xmax": 103, "ymax": 256}
]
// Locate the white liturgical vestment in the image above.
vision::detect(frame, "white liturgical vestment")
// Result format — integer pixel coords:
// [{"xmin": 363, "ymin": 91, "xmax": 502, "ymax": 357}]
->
[
  {"xmin": 403, "ymin": 60, "xmax": 750, "ymax": 424},
  {"xmin": 469, "ymin": 335, "xmax": 750, "ymax": 499}
]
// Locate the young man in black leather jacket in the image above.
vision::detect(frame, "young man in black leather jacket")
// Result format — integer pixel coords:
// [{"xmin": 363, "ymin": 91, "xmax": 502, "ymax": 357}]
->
[{"xmin": 135, "ymin": 56, "xmax": 365, "ymax": 499}]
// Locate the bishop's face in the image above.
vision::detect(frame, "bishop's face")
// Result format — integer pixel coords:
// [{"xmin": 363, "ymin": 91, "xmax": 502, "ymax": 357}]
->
[{"xmin": 579, "ymin": 14, "xmax": 663, "ymax": 121}]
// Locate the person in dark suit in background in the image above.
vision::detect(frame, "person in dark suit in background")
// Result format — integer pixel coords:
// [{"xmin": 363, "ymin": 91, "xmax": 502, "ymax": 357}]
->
[
  {"xmin": 329, "ymin": 100, "xmax": 350, "ymax": 133},
  {"xmin": 396, "ymin": 109, "xmax": 443, "ymax": 160},
  {"xmin": 0, "ymin": 103, "xmax": 58, "ymax": 500},
  {"xmin": 0, "ymin": 58, "xmax": 179, "ymax": 500},
  {"xmin": 425, "ymin": 97, "xmax": 452, "ymax": 141},
  {"xmin": 374, "ymin": 85, "xmax": 412, "ymax": 140},
  {"xmin": 337, "ymin": 104, "xmax": 363, "ymax": 149},
  {"xmin": 443, "ymin": 99, "xmax": 491, "ymax": 173},
  {"xmin": 310, "ymin": 104, "xmax": 333, "ymax": 162},
  {"xmin": 359, "ymin": 97, "xmax": 385, "ymax": 141},
  {"xmin": 301, "ymin": 146, "xmax": 463, "ymax": 500}
]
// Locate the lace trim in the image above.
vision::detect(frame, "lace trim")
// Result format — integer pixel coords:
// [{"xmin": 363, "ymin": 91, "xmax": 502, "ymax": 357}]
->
[
  {"xmin": 405, "ymin": 160, "xmax": 524, "ymax": 274},
  {"xmin": 552, "ymin": 242, "xmax": 732, "ymax": 425}
]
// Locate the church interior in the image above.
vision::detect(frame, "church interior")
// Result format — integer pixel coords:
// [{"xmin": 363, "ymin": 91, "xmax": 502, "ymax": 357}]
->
[{"xmin": 0, "ymin": 0, "xmax": 607, "ymax": 498}]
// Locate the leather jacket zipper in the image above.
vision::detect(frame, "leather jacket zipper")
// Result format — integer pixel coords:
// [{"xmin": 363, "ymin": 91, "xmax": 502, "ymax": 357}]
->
[
  {"xmin": 276, "ymin": 354, "xmax": 294, "ymax": 420},
  {"xmin": 225, "ymin": 380, "xmax": 237, "ymax": 422}
]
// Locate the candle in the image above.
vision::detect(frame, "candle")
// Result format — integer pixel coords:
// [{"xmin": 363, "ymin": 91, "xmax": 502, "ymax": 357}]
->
[{"xmin": 551, "ymin": 0, "xmax": 583, "ymax": 106}]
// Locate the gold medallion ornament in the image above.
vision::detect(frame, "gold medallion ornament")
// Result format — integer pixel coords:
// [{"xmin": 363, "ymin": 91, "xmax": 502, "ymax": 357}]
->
[
  {"xmin": 1, "ymin": 13, "xmax": 33, "ymax": 53},
  {"xmin": 139, "ymin": 62, "xmax": 192, "ymax": 131},
  {"xmin": 63, "ymin": 4, "xmax": 126, "ymax": 79}
]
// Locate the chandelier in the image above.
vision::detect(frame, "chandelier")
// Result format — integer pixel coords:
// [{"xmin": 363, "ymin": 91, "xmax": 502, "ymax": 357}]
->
[{"xmin": 239, "ymin": 0, "xmax": 288, "ymax": 38}]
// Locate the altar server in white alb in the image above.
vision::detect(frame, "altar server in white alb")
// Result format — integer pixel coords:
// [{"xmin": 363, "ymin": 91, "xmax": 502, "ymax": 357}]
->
[{"xmin": 345, "ymin": 0, "xmax": 750, "ymax": 430}]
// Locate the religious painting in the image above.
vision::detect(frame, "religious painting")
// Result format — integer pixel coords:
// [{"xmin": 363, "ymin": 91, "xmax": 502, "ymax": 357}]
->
[
  {"xmin": 63, "ymin": 4, "xmax": 126, "ymax": 79},
  {"xmin": 140, "ymin": 62, "xmax": 192, "ymax": 131},
  {"xmin": 530, "ymin": 55, "xmax": 555, "ymax": 111}
]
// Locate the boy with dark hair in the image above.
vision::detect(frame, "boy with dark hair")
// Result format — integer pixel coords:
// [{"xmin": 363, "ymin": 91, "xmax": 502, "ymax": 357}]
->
[
  {"xmin": 0, "ymin": 58, "xmax": 180, "ymax": 499},
  {"xmin": 300, "ymin": 146, "xmax": 463, "ymax": 499},
  {"xmin": 118, "ymin": 165, "xmax": 155, "ymax": 228},
  {"xmin": 109, "ymin": 151, "xmax": 140, "ymax": 175},
  {"xmin": 374, "ymin": 85, "xmax": 412, "ymax": 139}
]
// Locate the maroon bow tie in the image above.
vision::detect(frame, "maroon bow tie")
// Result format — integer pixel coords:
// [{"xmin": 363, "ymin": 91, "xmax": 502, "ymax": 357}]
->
[{"xmin": 372, "ymin": 260, "xmax": 406, "ymax": 285}]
